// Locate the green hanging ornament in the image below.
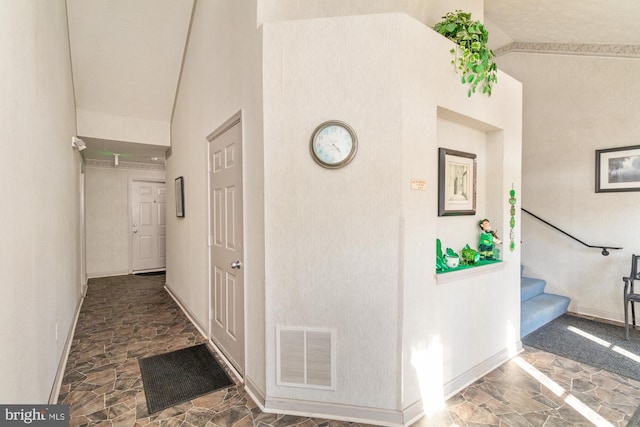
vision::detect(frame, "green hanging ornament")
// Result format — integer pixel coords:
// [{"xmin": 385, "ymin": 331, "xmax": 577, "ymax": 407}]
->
[{"xmin": 509, "ymin": 185, "xmax": 516, "ymax": 252}]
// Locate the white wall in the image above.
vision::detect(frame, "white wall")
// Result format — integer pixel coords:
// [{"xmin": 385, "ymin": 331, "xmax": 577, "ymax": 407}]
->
[
  {"xmin": 263, "ymin": 12, "xmax": 522, "ymax": 422},
  {"xmin": 171, "ymin": 2, "xmax": 521, "ymax": 423},
  {"xmin": 400, "ymin": 17, "xmax": 522, "ymax": 416},
  {"xmin": 263, "ymin": 14, "xmax": 404, "ymax": 411},
  {"xmin": 496, "ymin": 52, "xmax": 640, "ymax": 321},
  {"xmin": 258, "ymin": 0, "xmax": 482, "ymax": 28},
  {"xmin": 0, "ymin": 0, "xmax": 81, "ymax": 403},
  {"xmin": 168, "ymin": 0, "xmax": 266, "ymax": 393},
  {"xmin": 77, "ymin": 110, "xmax": 171, "ymax": 147},
  {"xmin": 85, "ymin": 164, "xmax": 165, "ymax": 277}
]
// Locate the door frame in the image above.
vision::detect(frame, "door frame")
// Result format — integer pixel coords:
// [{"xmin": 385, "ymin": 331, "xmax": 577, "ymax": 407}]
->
[
  {"xmin": 206, "ymin": 110, "xmax": 246, "ymax": 378},
  {"xmin": 79, "ymin": 160, "xmax": 87, "ymax": 297},
  {"xmin": 128, "ymin": 178, "xmax": 167, "ymax": 274}
]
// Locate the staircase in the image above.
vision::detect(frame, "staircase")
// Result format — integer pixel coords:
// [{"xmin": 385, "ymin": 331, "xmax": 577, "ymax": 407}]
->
[{"xmin": 521, "ymin": 268, "xmax": 571, "ymax": 338}]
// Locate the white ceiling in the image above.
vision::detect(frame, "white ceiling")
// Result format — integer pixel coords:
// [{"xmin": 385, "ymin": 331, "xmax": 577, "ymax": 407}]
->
[
  {"xmin": 485, "ymin": 0, "xmax": 640, "ymax": 45},
  {"xmin": 66, "ymin": 1, "xmax": 639, "ymax": 165},
  {"xmin": 79, "ymin": 137, "xmax": 169, "ymax": 166},
  {"xmin": 67, "ymin": 0, "xmax": 193, "ymax": 164}
]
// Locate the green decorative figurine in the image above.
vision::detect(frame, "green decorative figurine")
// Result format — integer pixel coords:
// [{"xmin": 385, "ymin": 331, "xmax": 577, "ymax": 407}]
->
[
  {"xmin": 478, "ymin": 218, "xmax": 501, "ymax": 260},
  {"xmin": 461, "ymin": 244, "xmax": 479, "ymax": 265}
]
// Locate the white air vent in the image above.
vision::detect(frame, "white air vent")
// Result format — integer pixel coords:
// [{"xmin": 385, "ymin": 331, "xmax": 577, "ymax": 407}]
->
[{"xmin": 276, "ymin": 326, "xmax": 335, "ymax": 390}]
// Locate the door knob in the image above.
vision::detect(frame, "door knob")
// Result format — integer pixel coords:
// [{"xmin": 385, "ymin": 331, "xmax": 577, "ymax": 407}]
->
[
  {"xmin": 230, "ymin": 260, "xmax": 242, "ymax": 269},
  {"xmin": 133, "ymin": 229, "xmax": 137, "ymax": 233}
]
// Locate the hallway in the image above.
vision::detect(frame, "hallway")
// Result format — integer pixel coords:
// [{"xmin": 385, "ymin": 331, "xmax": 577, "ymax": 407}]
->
[
  {"xmin": 58, "ymin": 274, "xmax": 640, "ymax": 426},
  {"xmin": 57, "ymin": 274, "xmax": 375, "ymax": 427}
]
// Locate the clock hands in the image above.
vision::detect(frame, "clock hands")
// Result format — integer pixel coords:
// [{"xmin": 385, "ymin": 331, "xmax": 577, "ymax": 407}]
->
[{"xmin": 310, "ymin": 121, "xmax": 357, "ymax": 168}]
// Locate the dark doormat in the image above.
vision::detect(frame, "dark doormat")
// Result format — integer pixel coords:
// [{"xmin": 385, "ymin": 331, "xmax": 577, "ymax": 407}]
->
[
  {"xmin": 139, "ymin": 344, "xmax": 234, "ymax": 414},
  {"xmin": 135, "ymin": 271, "xmax": 166, "ymax": 276},
  {"xmin": 522, "ymin": 314, "xmax": 640, "ymax": 382}
]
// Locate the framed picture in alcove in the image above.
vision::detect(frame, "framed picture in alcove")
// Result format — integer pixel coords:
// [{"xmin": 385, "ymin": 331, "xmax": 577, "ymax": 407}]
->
[
  {"xmin": 596, "ymin": 145, "xmax": 640, "ymax": 193},
  {"xmin": 175, "ymin": 176, "xmax": 185, "ymax": 217},
  {"xmin": 438, "ymin": 148, "xmax": 477, "ymax": 216}
]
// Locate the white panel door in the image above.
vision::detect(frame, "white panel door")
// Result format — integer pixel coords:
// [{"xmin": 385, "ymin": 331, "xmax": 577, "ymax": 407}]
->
[
  {"xmin": 209, "ymin": 120, "xmax": 244, "ymax": 375},
  {"xmin": 132, "ymin": 180, "xmax": 166, "ymax": 272}
]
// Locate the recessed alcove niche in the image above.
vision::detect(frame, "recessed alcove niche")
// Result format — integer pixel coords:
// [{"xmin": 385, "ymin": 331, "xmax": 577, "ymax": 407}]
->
[
  {"xmin": 258, "ymin": 11, "xmax": 522, "ymax": 425},
  {"xmin": 427, "ymin": 102, "xmax": 521, "ymax": 407},
  {"xmin": 435, "ymin": 106, "xmax": 506, "ymax": 282}
]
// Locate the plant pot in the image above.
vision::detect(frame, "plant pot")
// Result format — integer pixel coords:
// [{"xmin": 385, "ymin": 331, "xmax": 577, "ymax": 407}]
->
[{"xmin": 444, "ymin": 255, "xmax": 460, "ymax": 268}]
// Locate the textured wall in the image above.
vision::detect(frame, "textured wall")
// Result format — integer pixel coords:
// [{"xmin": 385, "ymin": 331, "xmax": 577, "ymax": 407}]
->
[
  {"xmin": 263, "ymin": 12, "xmax": 522, "ymax": 417},
  {"xmin": 85, "ymin": 165, "xmax": 165, "ymax": 277},
  {"xmin": 168, "ymin": 0, "xmax": 266, "ymax": 392},
  {"xmin": 171, "ymin": 1, "xmax": 522, "ymax": 422},
  {"xmin": 497, "ymin": 52, "xmax": 640, "ymax": 321},
  {"xmin": 399, "ymin": 15, "xmax": 523, "ymax": 411},
  {"xmin": 0, "ymin": 0, "xmax": 81, "ymax": 403},
  {"xmin": 263, "ymin": 14, "xmax": 403, "ymax": 410},
  {"xmin": 258, "ymin": 0, "xmax": 481, "ymax": 28},
  {"xmin": 77, "ymin": 110, "xmax": 171, "ymax": 146}
]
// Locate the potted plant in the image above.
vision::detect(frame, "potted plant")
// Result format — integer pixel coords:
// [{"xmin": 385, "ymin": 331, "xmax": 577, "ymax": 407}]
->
[
  {"xmin": 433, "ymin": 10, "xmax": 498, "ymax": 97},
  {"xmin": 436, "ymin": 239, "xmax": 461, "ymax": 271}
]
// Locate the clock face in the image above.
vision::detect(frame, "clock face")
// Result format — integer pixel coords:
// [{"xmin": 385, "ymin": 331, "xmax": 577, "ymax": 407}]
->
[{"xmin": 310, "ymin": 121, "xmax": 357, "ymax": 168}]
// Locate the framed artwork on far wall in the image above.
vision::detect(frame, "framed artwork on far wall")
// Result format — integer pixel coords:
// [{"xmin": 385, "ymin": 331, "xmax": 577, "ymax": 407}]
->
[
  {"xmin": 438, "ymin": 148, "xmax": 477, "ymax": 216},
  {"xmin": 175, "ymin": 176, "xmax": 185, "ymax": 217},
  {"xmin": 596, "ymin": 145, "xmax": 640, "ymax": 193}
]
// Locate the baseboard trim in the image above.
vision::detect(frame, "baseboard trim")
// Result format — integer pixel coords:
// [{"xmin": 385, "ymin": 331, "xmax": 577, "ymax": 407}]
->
[
  {"xmin": 264, "ymin": 396, "xmax": 405, "ymax": 427},
  {"xmin": 442, "ymin": 342, "xmax": 523, "ymax": 399},
  {"xmin": 163, "ymin": 284, "xmax": 246, "ymax": 380},
  {"xmin": 394, "ymin": 343, "xmax": 522, "ymax": 426},
  {"xmin": 401, "ymin": 399, "xmax": 425, "ymax": 426},
  {"xmin": 165, "ymin": 287, "xmax": 521, "ymax": 426},
  {"xmin": 163, "ymin": 284, "xmax": 208, "ymax": 340},
  {"xmin": 49, "ymin": 295, "xmax": 85, "ymax": 404},
  {"xmin": 573, "ymin": 307, "xmax": 621, "ymax": 324},
  {"xmin": 244, "ymin": 376, "xmax": 266, "ymax": 409},
  {"xmin": 87, "ymin": 270, "xmax": 129, "ymax": 279},
  {"xmin": 206, "ymin": 339, "xmax": 244, "ymax": 383}
]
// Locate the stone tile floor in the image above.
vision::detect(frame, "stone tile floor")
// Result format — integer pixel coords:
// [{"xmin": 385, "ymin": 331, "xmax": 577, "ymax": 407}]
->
[{"xmin": 59, "ymin": 274, "xmax": 640, "ymax": 426}]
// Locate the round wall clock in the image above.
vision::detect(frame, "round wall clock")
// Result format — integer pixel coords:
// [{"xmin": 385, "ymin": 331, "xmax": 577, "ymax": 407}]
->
[{"xmin": 309, "ymin": 120, "xmax": 358, "ymax": 169}]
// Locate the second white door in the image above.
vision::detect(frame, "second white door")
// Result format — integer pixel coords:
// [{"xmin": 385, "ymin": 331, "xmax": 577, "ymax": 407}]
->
[{"xmin": 132, "ymin": 180, "xmax": 166, "ymax": 272}]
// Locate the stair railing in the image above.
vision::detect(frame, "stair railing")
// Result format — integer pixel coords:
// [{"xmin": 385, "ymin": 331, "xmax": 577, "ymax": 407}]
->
[{"xmin": 522, "ymin": 208, "xmax": 622, "ymax": 256}]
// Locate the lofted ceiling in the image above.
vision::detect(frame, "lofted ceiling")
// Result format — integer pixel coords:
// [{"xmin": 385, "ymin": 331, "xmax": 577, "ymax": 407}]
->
[
  {"xmin": 66, "ymin": 1, "xmax": 639, "ymax": 166},
  {"xmin": 66, "ymin": 0, "xmax": 193, "ymax": 165}
]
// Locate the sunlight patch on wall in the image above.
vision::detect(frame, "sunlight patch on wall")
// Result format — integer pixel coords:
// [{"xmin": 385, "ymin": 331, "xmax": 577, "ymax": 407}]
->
[{"xmin": 411, "ymin": 336, "xmax": 445, "ymax": 416}]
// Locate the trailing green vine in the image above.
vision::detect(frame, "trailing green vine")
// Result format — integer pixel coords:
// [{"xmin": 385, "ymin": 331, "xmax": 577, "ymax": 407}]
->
[{"xmin": 433, "ymin": 10, "xmax": 498, "ymax": 97}]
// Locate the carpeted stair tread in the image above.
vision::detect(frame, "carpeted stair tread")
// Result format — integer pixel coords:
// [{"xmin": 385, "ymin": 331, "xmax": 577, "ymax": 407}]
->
[
  {"xmin": 521, "ymin": 293, "xmax": 570, "ymax": 338},
  {"xmin": 521, "ymin": 277, "xmax": 546, "ymax": 302}
]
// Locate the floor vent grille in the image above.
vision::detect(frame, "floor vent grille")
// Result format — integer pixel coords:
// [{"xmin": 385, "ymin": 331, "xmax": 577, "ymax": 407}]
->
[{"xmin": 276, "ymin": 326, "xmax": 335, "ymax": 390}]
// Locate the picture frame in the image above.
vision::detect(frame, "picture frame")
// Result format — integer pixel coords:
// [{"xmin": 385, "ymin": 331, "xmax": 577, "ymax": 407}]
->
[
  {"xmin": 596, "ymin": 145, "xmax": 640, "ymax": 193},
  {"xmin": 438, "ymin": 148, "xmax": 477, "ymax": 216},
  {"xmin": 175, "ymin": 176, "xmax": 185, "ymax": 217}
]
